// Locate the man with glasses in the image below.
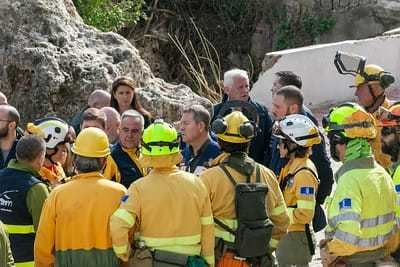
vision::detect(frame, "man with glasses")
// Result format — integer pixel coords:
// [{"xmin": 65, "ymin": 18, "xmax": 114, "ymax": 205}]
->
[
  {"xmin": 0, "ymin": 105, "xmax": 20, "ymax": 169},
  {"xmin": 104, "ymin": 110, "xmax": 146, "ymax": 188}
]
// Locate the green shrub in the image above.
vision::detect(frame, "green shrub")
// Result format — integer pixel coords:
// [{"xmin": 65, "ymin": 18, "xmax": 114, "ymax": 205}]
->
[{"xmin": 74, "ymin": 0, "xmax": 145, "ymax": 32}]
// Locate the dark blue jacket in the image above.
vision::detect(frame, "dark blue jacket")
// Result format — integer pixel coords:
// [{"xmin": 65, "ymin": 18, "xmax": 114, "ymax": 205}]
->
[
  {"xmin": 0, "ymin": 140, "xmax": 18, "ymax": 169},
  {"xmin": 111, "ymin": 143, "xmax": 143, "ymax": 189},
  {"xmin": 268, "ymin": 107, "xmax": 334, "ymax": 204},
  {"xmin": 0, "ymin": 167, "xmax": 41, "ymax": 264},
  {"xmin": 181, "ymin": 138, "xmax": 221, "ymax": 174},
  {"xmin": 212, "ymin": 98, "xmax": 273, "ymax": 164}
]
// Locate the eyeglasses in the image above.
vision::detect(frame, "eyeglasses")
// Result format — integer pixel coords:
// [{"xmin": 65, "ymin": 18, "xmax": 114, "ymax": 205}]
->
[{"xmin": 122, "ymin": 128, "xmax": 142, "ymax": 134}]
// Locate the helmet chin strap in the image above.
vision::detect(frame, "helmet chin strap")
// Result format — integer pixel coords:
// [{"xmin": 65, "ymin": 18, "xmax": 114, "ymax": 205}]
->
[
  {"xmin": 364, "ymin": 83, "xmax": 385, "ymax": 113},
  {"xmin": 45, "ymin": 147, "xmax": 59, "ymax": 165}
]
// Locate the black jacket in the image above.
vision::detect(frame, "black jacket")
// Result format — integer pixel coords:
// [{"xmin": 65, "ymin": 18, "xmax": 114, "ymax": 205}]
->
[{"xmin": 212, "ymin": 98, "xmax": 273, "ymax": 164}]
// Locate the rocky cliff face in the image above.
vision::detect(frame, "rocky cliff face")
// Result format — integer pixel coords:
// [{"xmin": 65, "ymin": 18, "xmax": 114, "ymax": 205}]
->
[{"xmin": 0, "ymin": 0, "xmax": 210, "ymax": 124}]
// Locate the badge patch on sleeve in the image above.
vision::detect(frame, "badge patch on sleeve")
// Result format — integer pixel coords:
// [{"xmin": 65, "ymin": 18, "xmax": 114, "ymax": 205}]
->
[
  {"xmin": 121, "ymin": 195, "xmax": 129, "ymax": 203},
  {"xmin": 396, "ymin": 185, "xmax": 400, "ymax": 193},
  {"xmin": 339, "ymin": 198, "xmax": 352, "ymax": 209},
  {"xmin": 300, "ymin": 187, "xmax": 314, "ymax": 195}
]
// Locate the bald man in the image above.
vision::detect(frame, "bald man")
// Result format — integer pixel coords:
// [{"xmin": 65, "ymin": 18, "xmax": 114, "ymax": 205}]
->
[
  {"xmin": 70, "ymin": 89, "xmax": 111, "ymax": 134},
  {"xmin": 101, "ymin": 107, "xmax": 121, "ymax": 144},
  {"xmin": 0, "ymin": 105, "xmax": 20, "ymax": 169},
  {"xmin": 0, "ymin": 92, "xmax": 8, "ymax": 105}
]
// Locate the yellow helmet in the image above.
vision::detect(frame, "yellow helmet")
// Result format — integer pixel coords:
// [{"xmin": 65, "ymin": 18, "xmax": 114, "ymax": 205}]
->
[
  {"xmin": 141, "ymin": 119, "xmax": 180, "ymax": 156},
  {"xmin": 353, "ymin": 64, "xmax": 394, "ymax": 88},
  {"xmin": 212, "ymin": 111, "xmax": 254, "ymax": 143},
  {"xmin": 323, "ymin": 102, "xmax": 376, "ymax": 139},
  {"xmin": 71, "ymin": 127, "xmax": 110, "ymax": 158}
]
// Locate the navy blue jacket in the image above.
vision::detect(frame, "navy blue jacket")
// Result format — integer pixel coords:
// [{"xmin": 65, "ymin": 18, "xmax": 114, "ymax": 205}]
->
[
  {"xmin": 181, "ymin": 138, "xmax": 221, "ymax": 174},
  {"xmin": 268, "ymin": 107, "xmax": 334, "ymax": 204},
  {"xmin": 111, "ymin": 143, "xmax": 143, "ymax": 189},
  {"xmin": 212, "ymin": 98, "xmax": 273, "ymax": 164},
  {"xmin": 0, "ymin": 140, "xmax": 18, "ymax": 169},
  {"xmin": 0, "ymin": 167, "xmax": 41, "ymax": 264}
]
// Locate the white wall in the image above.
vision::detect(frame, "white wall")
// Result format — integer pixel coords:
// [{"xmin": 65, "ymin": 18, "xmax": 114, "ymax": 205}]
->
[{"xmin": 251, "ymin": 34, "xmax": 400, "ymax": 109}]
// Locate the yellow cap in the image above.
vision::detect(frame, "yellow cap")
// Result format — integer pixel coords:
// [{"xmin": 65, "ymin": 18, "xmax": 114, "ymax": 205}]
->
[
  {"xmin": 217, "ymin": 111, "xmax": 252, "ymax": 143},
  {"xmin": 354, "ymin": 64, "xmax": 384, "ymax": 87}
]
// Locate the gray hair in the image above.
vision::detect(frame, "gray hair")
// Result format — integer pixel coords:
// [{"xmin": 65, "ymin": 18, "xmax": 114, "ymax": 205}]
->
[
  {"xmin": 16, "ymin": 135, "xmax": 46, "ymax": 162},
  {"xmin": 182, "ymin": 105, "xmax": 211, "ymax": 131},
  {"xmin": 223, "ymin": 69, "xmax": 249, "ymax": 87},
  {"xmin": 74, "ymin": 155, "xmax": 103, "ymax": 173},
  {"xmin": 121, "ymin": 109, "xmax": 145, "ymax": 130}
]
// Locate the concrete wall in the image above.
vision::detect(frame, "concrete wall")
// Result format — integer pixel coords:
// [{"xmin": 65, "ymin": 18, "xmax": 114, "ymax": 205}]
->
[{"xmin": 250, "ymin": 33, "xmax": 400, "ymax": 109}]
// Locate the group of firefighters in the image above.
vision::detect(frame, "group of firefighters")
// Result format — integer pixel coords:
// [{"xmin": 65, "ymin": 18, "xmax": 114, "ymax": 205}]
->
[{"xmin": 0, "ymin": 52, "xmax": 400, "ymax": 267}]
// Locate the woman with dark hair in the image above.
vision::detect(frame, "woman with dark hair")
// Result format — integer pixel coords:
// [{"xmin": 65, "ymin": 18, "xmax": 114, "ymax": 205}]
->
[{"xmin": 111, "ymin": 76, "xmax": 152, "ymax": 127}]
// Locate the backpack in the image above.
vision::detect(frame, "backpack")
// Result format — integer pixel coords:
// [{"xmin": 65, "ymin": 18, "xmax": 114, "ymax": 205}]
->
[{"xmin": 214, "ymin": 153, "xmax": 273, "ymax": 259}]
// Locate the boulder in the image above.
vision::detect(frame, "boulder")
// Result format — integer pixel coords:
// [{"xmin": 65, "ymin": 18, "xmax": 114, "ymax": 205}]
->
[{"xmin": 0, "ymin": 0, "xmax": 210, "ymax": 124}]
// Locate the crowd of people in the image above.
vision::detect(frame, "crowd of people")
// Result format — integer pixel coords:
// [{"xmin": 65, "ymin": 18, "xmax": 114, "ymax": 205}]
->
[{"xmin": 0, "ymin": 59, "xmax": 399, "ymax": 267}]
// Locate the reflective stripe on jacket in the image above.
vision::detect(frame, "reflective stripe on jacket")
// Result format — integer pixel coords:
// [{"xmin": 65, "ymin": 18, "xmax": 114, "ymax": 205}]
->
[
  {"xmin": 0, "ymin": 166, "xmax": 41, "ymax": 265},
  {"xmin": 326, "ymin": 157, "xmax": 397, "ymax": 256},
  {"xmin": 279, "ymin": 157, "xmax": 318, "ymax": 232},
  {"xmin": 34, "ymin": 172, "xmax": 126, "ymax": 267},
  {"xmin": 200, "ymin": 152, "xmax": 289, "ymax": 250},
  {"xmin": 110, "ymin": 164, "xmax": 214, "ymax": 266}
]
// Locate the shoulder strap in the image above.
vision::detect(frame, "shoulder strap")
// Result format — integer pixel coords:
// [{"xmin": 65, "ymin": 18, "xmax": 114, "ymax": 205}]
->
[
  {"xmin": 293, "ymin": 167, "xmax": 318, "ymax": 182},
  {"xmin": 255, "ymin": 164, "xmax": 261, "ymax": 183},
  {"xmin": 219, "ymin": 164, "xmax": 237, "ymax": 187},
  {"xmin": 214, "ymin": 217, "xmax": 236, "ymax": 235}
]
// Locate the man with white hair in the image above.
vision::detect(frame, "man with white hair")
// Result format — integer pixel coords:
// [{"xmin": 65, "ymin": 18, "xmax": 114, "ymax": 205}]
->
[
  {"xmin": 70, "ymin": 89, "xmax": 111, "ymax": 134},
  {"xmin": 103, "ymin": 110, "xmax": 146, "ymax": 188},
  {"xmin": 101, "ymin": 107, "xmax": 121, "ymax": 145},
  {"xmin": 211, "ymin": 69, "xmax": 273, "ymax": 164}
]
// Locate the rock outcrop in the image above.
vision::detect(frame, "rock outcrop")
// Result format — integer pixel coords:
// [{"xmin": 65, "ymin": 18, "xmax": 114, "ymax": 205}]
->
[{"xmin": 0, "ymin": 0, "xmax": 210, "ymax": 124}]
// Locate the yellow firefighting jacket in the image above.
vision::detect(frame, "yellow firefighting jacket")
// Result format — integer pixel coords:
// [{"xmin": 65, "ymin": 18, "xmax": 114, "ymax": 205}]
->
[
  {"xmin": 325, "ymin": 156, "xmax": 397, "ymax": 256},
  {"xmin": 109, "ymin": 153, "xmax": 215, "ymax": 266},
  {"xmin": 34, "ymin": 172, "xmax": 126, "ymax": 267},
  {"xmin": 278, "ymin": 157, "xmax": 318, "ymax": 232},
  {"xmin": 199, "ymin": 152, "xmax": 289, "ymax": 250}
]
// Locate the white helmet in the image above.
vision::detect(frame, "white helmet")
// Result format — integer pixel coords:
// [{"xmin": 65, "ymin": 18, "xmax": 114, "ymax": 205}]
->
[
  {"xmin": 273, "ymin": 114, "xmax": 321, "ymax": 147},
  {"xmin": 27, "ymin": 117, "xmax": 72, "ymax": 149}
]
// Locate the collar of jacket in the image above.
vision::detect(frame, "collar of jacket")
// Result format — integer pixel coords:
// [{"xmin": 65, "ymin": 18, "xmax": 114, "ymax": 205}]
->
[
  {"xmin": 141, "ymin": 152, "xmax": 182, "ymax": 169},
  {"xmin": 208, "ymin": 152, "xmax": 230, "ymax": 167},
  {"xmin": 7, "ymin": 159, "xmax": 39, "ymax": 176},
  {"xmin": 120, "ymin": 144, "xmax": 140, "ymax": 158},
  {"xmin": 279, "ymin": 156, "xmax": 309, "ymax": 183},
  {"xmin": 344, "ymin": 138, "xmax": 372, "ymax": 162},
  {"xmin": 72, "ymin": 171, "xmax": 105, "ymax": 180},
  {"xmin": 389, "ymin": 160, "xmax": 400, "ymax": 177}
]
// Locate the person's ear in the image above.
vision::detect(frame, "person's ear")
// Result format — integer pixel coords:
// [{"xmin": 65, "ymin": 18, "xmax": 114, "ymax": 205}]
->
[{"xmin": 289, "ymin": 103, "xmax": 300, "ymax": 114}]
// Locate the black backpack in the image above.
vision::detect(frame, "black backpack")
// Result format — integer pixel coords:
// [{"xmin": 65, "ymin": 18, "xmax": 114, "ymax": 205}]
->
[{"xmin": 214, "ymin": 154, "xmax": 273, "ymax": 259}]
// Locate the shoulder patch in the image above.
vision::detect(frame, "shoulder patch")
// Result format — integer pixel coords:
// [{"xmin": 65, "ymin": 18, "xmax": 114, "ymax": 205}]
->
[
  {"xmin": 300, "ymin": 187, "xmax": 314, "ymax": 195},
  {"xmin": 339, "ymin": 198, "xmax": 352, "ymax": 209},
  {"xmin": 395, "ymin": 184, "xmax": 400, "ymax": 193},
  {"xmin": 121, "ymin": 195, "xmax": 129, "ymax": 203}
]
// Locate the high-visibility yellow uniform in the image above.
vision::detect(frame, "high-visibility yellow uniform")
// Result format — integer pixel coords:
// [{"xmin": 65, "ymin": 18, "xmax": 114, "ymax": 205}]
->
[
  {"xmin": 34, "ymin": 172, "xmax": 126, "ymax": 267},
  {"xmin": 278, "ymin": 157, "xmax": 318, "ymax": 232},
  {"xmin": 199, "ymin": 152, "xmax": 289, "ymax": 250},
  {"xmin": 326, "ymin": 156, "xmax": 397, "ymax": 257},
  {"xmin": 371, "ymin": 99, "xmax": 392, "ymax": 168},
  {"xmin": 109, "ymin": 153, "xmax": 215, "ymax": 266}
]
